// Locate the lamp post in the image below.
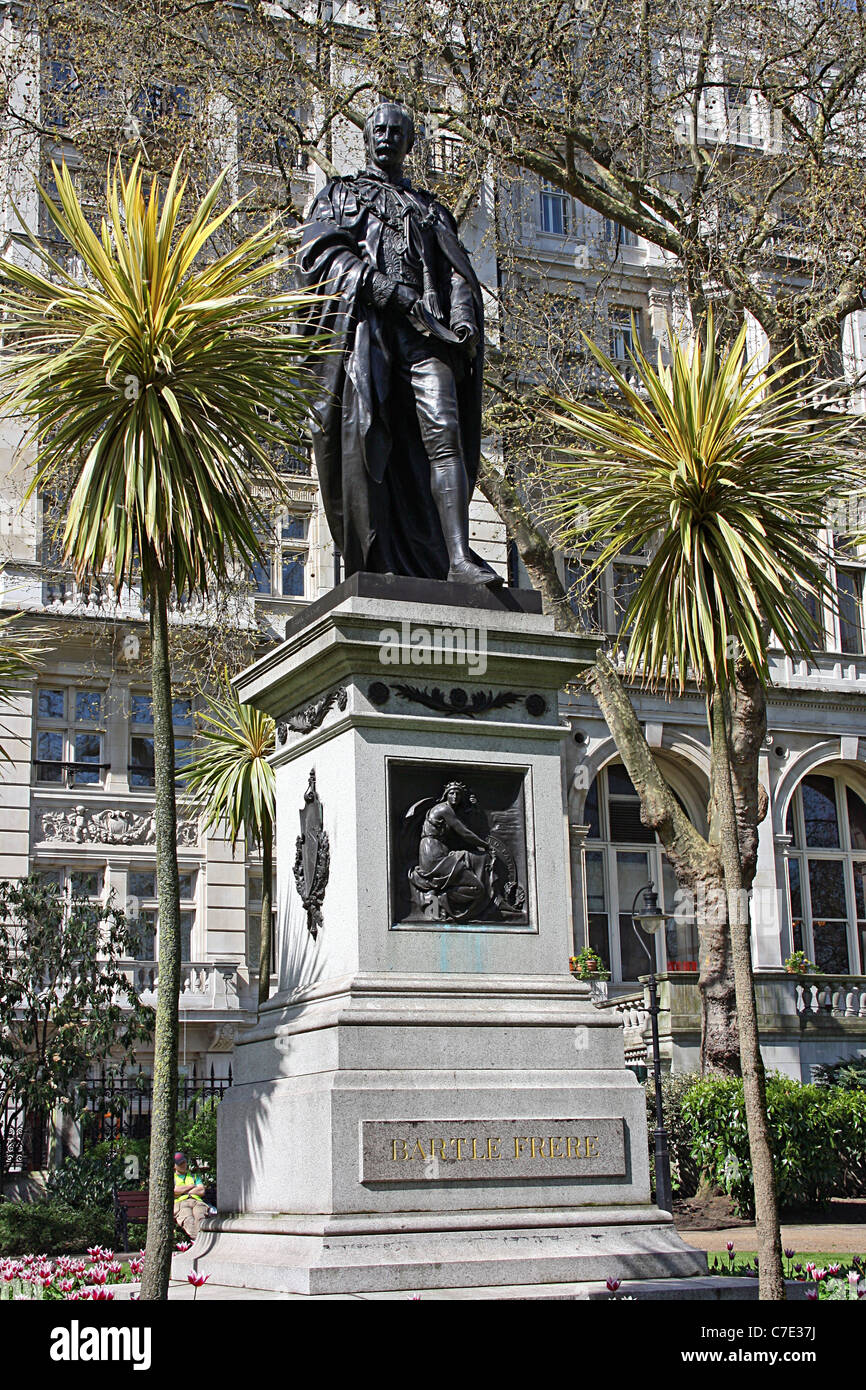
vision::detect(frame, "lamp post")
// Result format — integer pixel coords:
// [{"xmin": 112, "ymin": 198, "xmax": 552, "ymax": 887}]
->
[{"xmin": 631, "ymin": 881, "xmax": 674, "ymax": 1214}]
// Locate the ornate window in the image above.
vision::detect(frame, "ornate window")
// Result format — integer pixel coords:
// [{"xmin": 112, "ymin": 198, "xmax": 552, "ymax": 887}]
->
[
  {"xmin": 562, "ymin": 539, "xmax": 650, "ymax": 636},
  {"xmin": 428, "ymin": 135, "xmax": 465, "ymax": 176},
  {"xmin": 609, "ymin": 307, "xmax": 640, "ymax": 362},
  {"xmin": 35, "ymin": 865, "xmax": 105, "ymax": 901},
  {"xmin": 785, "ymin": 772, "xmax": 866, "ymax": 974},
  {"xmin": 539, "ymin": 182, "xmax": 570, "ymax": 236},
  {"xmin": 581, "ymin": 764, "xmax": 698, "ymax": 982},
  {"xmin": 602, "ymin": 219, "xmax": 639, "ymax": 250},
  {"xmin": 830, "ymin": 533, "xmax": 865, "ymax": 656},
  {"xmin": 250, "ymin": 510, "xmax": 310, "ymax": 599},
  {"xmin": 34, "ymin": 686, "xmax": 106, "ymax": 787}
]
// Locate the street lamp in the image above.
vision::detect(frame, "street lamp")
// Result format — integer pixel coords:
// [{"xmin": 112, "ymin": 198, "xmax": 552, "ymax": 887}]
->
[{"xmin": 630, "ymin": 881, "xmax": 674, "ymax": 1214}]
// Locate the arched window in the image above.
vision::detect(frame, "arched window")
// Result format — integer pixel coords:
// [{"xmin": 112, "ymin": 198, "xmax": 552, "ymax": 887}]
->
[
  {"xmin": 784, "ymin": 772, "xmax": 866, "ymax": 974},
  {"xmin": 581, "ymin": 763, "xmax": 698, "ymax": 983}
]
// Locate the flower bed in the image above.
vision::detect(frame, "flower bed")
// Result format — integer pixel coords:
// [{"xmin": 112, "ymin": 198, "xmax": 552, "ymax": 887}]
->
[{"xmin": 0, "ymin": 1239, "xmax": 190, "ymax": 1300}]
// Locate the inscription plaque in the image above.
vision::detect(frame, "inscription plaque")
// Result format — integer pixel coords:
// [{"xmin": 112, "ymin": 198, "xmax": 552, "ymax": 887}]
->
[{"xmin": 360, "ymin": 1118, "xmax": 626, "ymax": 1182}]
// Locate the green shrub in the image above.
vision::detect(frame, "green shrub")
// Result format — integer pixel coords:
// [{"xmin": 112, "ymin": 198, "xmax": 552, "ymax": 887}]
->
[
  {"xmin": 681, "ymin": 1073, "xmax": 866, "ymax": 1215},
  {"xmin": 811, "ymin": 1058, "xmax": 866, "ymax": 1091},
  {"xmin": 46, "ymin": 1152, "xmax": 125, "ymax": 1211},
  {"xmin": 175, "ymin": 1096, "xmax": 220, "ymax": 1187},
  {"xmin": 0, "ymin": 1200, "xmax": 115, "ymax": 1256},
  {"xmin": 827, "ymin": 1086, "xmax": 866, "ymax": 1197},
  {"xmin": 45, "ymin": 1095, "xmax": 220, "ymax": 1213}
]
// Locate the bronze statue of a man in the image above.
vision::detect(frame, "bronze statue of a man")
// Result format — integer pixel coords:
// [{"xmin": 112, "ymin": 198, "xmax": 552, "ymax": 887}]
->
[{"xmin": 298, "ymin": 101, "xmax": 500, "ymax": 586}]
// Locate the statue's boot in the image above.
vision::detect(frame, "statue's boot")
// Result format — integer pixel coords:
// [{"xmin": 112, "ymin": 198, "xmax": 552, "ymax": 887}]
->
[{"xmin": 432, "ymin": 457, "xmax": 503, "ymax": 587}]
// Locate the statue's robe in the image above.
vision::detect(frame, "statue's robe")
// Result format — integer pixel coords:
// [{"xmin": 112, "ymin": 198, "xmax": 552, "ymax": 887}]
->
[{"xmin": 297, "ymin": 175, "xmax": 485, "ymax": 580}]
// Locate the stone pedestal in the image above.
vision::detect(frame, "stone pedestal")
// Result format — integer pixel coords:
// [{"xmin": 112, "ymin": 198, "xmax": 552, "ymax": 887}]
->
[{"xmin": 179, "ymin": 576, "xmax": 706, "ymax": 1294}]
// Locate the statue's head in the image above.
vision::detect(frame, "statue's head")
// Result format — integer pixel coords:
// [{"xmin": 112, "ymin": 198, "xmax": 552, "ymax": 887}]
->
[
  {"xmin": 442, "ymin": 780, "xmax": 470, "ymax": 807},
  {"xmin": 364, "ymin": 100, "xmax": 415, "ymax": 173}
]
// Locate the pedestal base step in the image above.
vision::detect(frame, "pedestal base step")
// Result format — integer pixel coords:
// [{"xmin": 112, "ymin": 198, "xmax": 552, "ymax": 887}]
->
[
  {"xmin": 155, "ymin": 1274, "xmax": 814, "ymax": 1301},
  {"xmin": 174, "ymin": 1210, "xmax": 708, "ymax": 1296}
]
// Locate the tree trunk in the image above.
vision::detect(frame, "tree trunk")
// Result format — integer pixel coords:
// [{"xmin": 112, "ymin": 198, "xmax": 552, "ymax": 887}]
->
[
  {"xmin": 588, "ymin": 655, "xmax": 739, "ymax": 1073},
  {"xmin": 710, "ymin": 687, "xmax": 784, "ymax": 1300},
  {"xmin": 697, "ymin": 883, "xmax": 740, "ymax": 1076},
  {"xmin": 258, "ymin": 818, "xmax": 273, "ymax": 1009},
  {"xmin": 140, "ymin": 572, "xmax": 182, "ymax": 1301}
]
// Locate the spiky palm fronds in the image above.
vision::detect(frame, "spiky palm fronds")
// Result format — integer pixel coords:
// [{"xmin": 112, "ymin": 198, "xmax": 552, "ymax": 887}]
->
[
  {"xmin": 546, "ymin": 315, "xmax": 852, "ymax": 691},
  {"xmin": 0, "ymin": 155, "xmax": 323, "ymax": 599},
  {"xmin": 182, "ymin": 681, "xmax": 275, "ymax": 852}
]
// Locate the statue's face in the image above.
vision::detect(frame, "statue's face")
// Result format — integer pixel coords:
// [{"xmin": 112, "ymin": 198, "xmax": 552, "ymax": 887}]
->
[
  {"xmin": 367, "ymin": 105, "xmax": 412, "ymax": 173},
  {"xmin": 446, "ymin": 788, "xmax": 462, "ymax": 807}
]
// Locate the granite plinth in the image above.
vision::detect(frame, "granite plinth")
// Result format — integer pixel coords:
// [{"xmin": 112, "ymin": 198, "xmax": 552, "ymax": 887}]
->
[{"xmin": 186, "ymin": 595, "xmax": 708, "ymax": 1296}]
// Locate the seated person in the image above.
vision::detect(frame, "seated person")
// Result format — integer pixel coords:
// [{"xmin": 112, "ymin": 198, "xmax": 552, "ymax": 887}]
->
[{"xmin": 173, "ymin": 1150, "xmax": 207, "ymax": 1241}]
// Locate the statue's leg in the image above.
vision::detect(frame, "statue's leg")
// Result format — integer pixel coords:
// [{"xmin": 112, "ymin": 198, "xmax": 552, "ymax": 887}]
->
[{"xmin": 409, "ymin": 357, "xmax": 501, "ymax": 586}]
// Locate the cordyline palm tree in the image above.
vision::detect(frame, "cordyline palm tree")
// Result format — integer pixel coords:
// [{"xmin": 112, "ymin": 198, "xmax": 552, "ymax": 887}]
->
[
  {"xmin": 0, "ymin": 156, "xmax": 323, "ymax": 1299},
  {"xmin": 182, "ymin": 681, "xmax": 275, "ymax": 1006},
  {"xmin": 546, "ymin": 314, "xmax": 849, "ymax": 1300}
]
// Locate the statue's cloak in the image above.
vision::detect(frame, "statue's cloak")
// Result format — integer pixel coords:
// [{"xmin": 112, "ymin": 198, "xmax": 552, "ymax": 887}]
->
[{"xmin": 297, "ymin": 176, "xmax": 484, "ymax": 579}]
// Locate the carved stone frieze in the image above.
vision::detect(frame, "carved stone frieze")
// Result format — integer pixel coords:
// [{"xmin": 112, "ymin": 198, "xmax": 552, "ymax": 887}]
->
[
  {"xmin": 35, "ymin": 804, "xmax": 199, "ymax": 847},
  {"xmin": 391, "ymin": 685, "xmax": 521, "ymax": 718},
  {"xmin": 276, "ymin": 687, "xmax": 348, "ymax": 745}
]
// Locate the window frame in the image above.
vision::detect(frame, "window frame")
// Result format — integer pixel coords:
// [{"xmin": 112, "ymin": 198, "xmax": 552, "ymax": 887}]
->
[
  {"xmin": 560, "ymin": 540, "xmax": 651, "ymax": 636},
  {"xmin": 126, "ymin": 865, "xmax": 198, "ymax": 962},
  {"xmin": 539, "ymin": 181, "xmax": 571, "ymax": 237},
  {"xmin": 34, "ymin": 684, "xmax": 108, "ymax": 789},
  {"xmin": 247, "ymin": 869, "xmax": 277, "ymax": 976},
  {"xmin": 128, "ymin": 692, "xmax": 194, "ymax": 789},
  {"xmin": 580, "ymin": 765, "xmax": 696, "ymax": 983},
  {"xmin": 784, "ymin": 771, "xmax": 866, "ymax": 975},
  {"xmin": 250, "ymin": 507, "xmax": 311, "ymax": 600}
]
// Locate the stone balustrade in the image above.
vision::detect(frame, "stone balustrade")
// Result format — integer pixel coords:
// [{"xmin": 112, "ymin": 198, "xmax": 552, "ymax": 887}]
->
[
  {"xmin": 793, "ymin": 975, "xmax": 866, "ymax": 1019},
  {"xmin": 591, "ymin": 970, "xmax": 866, "ymax": 1079},
  {"xmin": 592, "ymin": 989, "xmax": 650, "ymax": 1062},
  {"xmin": 118, "ymin": 960, "xmax": 240, "ymax": 1010}
]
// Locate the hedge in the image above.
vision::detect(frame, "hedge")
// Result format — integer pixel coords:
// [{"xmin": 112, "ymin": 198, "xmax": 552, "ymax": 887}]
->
[{"xmin": 676, "ymin": 1073, "xmax": 866, "ymax": 1215}]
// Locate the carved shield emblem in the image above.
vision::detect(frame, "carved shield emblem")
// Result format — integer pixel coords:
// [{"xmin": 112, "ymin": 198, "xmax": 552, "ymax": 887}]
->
[{"xmin": 293, "ymin": 769, "xmax": 330, "ymax": 940}]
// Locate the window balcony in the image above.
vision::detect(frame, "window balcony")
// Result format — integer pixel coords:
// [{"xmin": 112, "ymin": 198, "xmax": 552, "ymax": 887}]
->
[{"xmin": 118, "ymin": 959, "xmax": 242, "ymax": 1013}]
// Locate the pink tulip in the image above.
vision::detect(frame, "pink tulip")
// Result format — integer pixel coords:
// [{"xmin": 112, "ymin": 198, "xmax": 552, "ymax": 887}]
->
[{"xmin": 187, "ymin": 1270, "xmax": 209, "ymax": 1301}]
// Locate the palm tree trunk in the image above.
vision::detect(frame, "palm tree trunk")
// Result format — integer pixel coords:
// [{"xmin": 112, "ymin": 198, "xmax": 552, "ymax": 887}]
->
[
  {"xmin": 140, "ymin": 571, "xmax": 182, "ymax": 1301},
  {"xmin": 258, "ymin": 818, "xmax": 273, "ymax": 1008},
  {"xmin": 710, "ymin": 687, "xmax": 784, "ymax": 1300}
]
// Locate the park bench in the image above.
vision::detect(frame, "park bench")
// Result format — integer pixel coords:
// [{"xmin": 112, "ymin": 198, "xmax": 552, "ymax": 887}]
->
[{"xmin": 113, "ymin": 1188, "xmax": 149, "ymax": 1253}]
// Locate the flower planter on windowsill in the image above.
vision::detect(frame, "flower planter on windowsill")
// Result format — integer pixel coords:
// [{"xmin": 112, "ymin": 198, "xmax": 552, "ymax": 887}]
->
[{"xmin": 569, "ymin": 956, "xmax": 611, "ymax": 983}]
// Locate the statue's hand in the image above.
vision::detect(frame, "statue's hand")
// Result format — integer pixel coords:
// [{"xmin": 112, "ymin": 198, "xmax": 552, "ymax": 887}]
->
[
  {"xmin": 453, "ymin": 320, "xmax": 479, "ymax": 358},
  {"xmin": 392, "ymin": 284, "xmax": 419, "ymax": 315}
]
